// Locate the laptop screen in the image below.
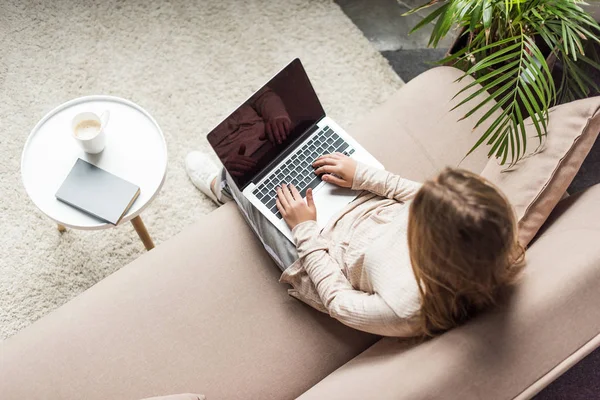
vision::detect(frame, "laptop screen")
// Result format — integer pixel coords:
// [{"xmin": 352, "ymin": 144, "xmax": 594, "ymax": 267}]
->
[{"xmin": 207, "ymin": 59, "xmax": 325, "ymax": 190}]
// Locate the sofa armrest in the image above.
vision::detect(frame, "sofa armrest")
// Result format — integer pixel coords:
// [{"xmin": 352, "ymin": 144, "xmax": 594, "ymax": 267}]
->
[{"xmin": 298, "ymin": 184, "xmax": 600, "ymax": 400}]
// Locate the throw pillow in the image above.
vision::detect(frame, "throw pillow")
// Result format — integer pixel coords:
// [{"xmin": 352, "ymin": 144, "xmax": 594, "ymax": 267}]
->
[{"xmin": 481, "ymin": 97, "xmax": 600, "ymax": 246}]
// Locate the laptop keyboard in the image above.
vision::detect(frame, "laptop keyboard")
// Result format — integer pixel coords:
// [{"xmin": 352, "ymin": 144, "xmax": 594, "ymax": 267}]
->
[{"xmin": 252, "ymin": 126, "xmax": 355, "ymax": 219}]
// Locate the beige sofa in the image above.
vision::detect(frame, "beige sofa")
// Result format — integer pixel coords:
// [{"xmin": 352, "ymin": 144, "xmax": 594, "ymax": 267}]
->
[{"xmin": 2, "ymin": 67, "xmax": 600, "ymax": 400}]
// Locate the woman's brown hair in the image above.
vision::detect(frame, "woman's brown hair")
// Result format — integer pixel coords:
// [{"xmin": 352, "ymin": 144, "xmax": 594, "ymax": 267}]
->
[{"xmin": 407, "ymin": 168, "xmax": 524, "ymax": 337}]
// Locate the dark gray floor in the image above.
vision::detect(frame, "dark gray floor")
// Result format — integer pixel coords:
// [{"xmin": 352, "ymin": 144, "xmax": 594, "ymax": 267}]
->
[
  {"xmin": 381, "ymin": 48, "xmax": 448, "ymax": 82},
  {"xmin": 534, "ymin": 346, "xmax": 600, "ymax": 399},
  {"xmin": 336, "ymin": 0, "xmax": 455, "ymax": 81},
  {"xmin": 335, "ymin": 0, "xmax": 600, "ymax": 397},
  {"xmin": 568, "ymin": 134, "xmax": 600, "ymax": 193}
]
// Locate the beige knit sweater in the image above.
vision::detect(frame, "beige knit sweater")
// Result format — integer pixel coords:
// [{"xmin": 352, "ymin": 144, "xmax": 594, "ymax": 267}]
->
[{"xmin": 280, "ymin": 162, "xmax": 423, "ymax": 337}]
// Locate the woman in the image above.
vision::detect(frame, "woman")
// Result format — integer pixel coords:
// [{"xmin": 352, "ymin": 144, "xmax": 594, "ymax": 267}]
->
[{"xmin": 186, "ymin": 151, "xmax": 524, "ymax": 337}]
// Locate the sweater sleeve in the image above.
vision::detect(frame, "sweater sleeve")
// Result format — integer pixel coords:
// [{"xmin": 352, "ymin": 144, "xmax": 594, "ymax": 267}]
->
[
  {"xmin": 351, "ymin": 162, "xmax": 422, "ymax": 202},
  {"xmin": 292, "ymin": 221, "xmax": 416, "ymax": 337}
]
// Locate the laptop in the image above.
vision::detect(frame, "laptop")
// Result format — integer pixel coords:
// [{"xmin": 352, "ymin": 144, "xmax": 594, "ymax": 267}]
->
[{"xmin": 207, "ymin": 58, "xmax": 383, "ymax": 241}]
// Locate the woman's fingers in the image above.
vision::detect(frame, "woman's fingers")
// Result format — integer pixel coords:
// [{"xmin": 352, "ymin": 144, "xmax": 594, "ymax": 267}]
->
[
  {"xmin": 315, "ymin": 152, "xmax": 342, "ymax": 162},
  {"xmin": 315, "ymin": 165, "xmax": 339, "ymax": 176},
  {"xmin": 276, "ymin": 186, "xmax": 289, "ymax": 209},
  {"xmin": 313, "ymin": 154, "xmax": 332, "ymax": 162},
  {"xmin": 280, "ymin": 183, "xmax": 294, "ymax": 203},
  {"xmin": 322, "ymin": 174, "xmax": 346, "ymax": 187},
  {"xmin": 289, "ymin": 184, "xmax": 301, "ymax": 200},
  {"xmin": 306, "ymin": 188, "xmax": 315, "ymax": 209},
  {"xmin": 312, "ymin": 157, "xmax": 337, "ymax": 168},
  {"xmin": 276, "ymin": 198, "xmax": 287, "ymax": 216}
]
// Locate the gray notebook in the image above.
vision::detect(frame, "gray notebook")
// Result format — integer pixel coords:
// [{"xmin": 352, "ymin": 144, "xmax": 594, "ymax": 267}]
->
[{"xmin": 56, "ymin": 159, "xmax": 141, "ymax": 225}]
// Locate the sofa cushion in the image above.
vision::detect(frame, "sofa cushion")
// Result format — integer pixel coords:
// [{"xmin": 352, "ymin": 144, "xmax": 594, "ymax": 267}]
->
[
  {"xmin": 481, "ymin": 97, "xmax": 600, "ymax": 246},
  {"xmin": 298, "ymin": 184, "xmax": 600, "ymax": 400},
  {"xmin": 0, "ymin": 204, "xmax": 377, "ymax": 400}
]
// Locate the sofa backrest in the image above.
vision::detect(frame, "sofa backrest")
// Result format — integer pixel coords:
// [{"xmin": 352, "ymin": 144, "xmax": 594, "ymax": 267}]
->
[{"xmin": 348, "ymin": 67, "xmax": 499, "ymax": 181}]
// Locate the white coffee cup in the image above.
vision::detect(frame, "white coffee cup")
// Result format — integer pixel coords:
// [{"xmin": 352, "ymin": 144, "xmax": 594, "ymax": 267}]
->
[{"xmin": 72, "ymin": 111, "xmax": 110, "ymax": 154}]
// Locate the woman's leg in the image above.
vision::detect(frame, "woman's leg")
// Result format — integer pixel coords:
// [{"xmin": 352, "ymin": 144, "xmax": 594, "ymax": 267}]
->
[{"xmin": 214, "ymin": 168, "xmax": 299, "ymax": 271}]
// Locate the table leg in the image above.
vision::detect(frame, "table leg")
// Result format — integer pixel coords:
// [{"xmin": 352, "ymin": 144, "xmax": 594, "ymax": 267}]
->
[
  {"xmin": 57, "ymin": 224, "xmax": 67, "ymax": 232},
  {"xmin": 131, "ymin": 215, "xmax": 155, "ymax": 251}
]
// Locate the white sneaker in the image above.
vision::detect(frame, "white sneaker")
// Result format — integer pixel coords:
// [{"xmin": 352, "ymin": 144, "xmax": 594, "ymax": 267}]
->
[{"xmin": 185, "ymin": 151, "xmax": 221, "ymax": 205}]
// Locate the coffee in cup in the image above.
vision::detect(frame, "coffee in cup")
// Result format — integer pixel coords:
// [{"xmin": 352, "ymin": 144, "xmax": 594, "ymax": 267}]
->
[
  {"xmin": 74, "ymin": 119, "xmax": 102, "ymax": 140},
  {"xmin": 71, "ymin": 111, "xmax": 110, "ymax": 154}
]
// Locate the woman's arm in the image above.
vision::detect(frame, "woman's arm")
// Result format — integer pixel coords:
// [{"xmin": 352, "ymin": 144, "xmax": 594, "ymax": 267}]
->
[
  {"xmin": 312, "ymin": 155, "xmax": 421, "ymax": 202},
  {"xmin": 293, "ymin": 221, "xmax": 417, "ymax": 337},
  {"xmin": 275, "ymin": 185, "xmax": 417, "ymax": 337},
  {"xmin": 351, "ymin": 161, "xmax": 422, "ymax": 202}
]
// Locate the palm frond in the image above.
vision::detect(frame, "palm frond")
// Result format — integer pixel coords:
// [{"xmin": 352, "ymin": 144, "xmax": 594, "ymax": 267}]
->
[{"xmin": 404, "ymin": 0, "xmax": 600, "ymax": 166}]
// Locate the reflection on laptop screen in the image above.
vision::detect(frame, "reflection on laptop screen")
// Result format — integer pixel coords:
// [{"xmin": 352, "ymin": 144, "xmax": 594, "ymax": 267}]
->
[{"xmin": 207, "ymin": 59, "xmax": 325, "ymax": 190}]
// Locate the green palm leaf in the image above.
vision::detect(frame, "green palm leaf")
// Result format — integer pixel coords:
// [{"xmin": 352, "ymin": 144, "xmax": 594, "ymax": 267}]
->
[
  {"xmin": 405, "ymin": 0, "xmax": 600, "ymax": 166},
  {"xmin": 459, "ymin": 34, "xmax": 554, "ymax": 164}
]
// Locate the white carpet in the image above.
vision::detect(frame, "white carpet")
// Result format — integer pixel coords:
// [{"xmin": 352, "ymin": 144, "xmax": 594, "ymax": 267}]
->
[{"xmin": 0, "ymin": 0, "xmax": 402, "ymax": 340}]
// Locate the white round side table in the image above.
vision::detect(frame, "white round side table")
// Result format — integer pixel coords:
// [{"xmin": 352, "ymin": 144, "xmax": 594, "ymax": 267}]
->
[{"xmin": 21, "ymin": 95, "xmax": 167, "ymax": 250}]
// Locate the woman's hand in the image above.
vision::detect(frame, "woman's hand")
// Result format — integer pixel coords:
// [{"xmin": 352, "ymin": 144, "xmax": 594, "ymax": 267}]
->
[
  {"xmin": 276, "ymin": 184, "xmax": 316, "ymax": 229},
  {"xmin": 312, "ymin": 152, "xmax": 357, "ymax": 188}
]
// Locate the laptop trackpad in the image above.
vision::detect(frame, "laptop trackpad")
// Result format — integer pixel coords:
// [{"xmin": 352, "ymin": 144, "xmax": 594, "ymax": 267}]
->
[{"xmin": 312, "ymin": 182, "xmax": 358, "ymax": 228}]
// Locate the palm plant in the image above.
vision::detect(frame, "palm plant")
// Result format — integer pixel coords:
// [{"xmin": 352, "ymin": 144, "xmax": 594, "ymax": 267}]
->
[{"xmin": 406, "ymin": 0, "xmax": 600, "ymax": 166}]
